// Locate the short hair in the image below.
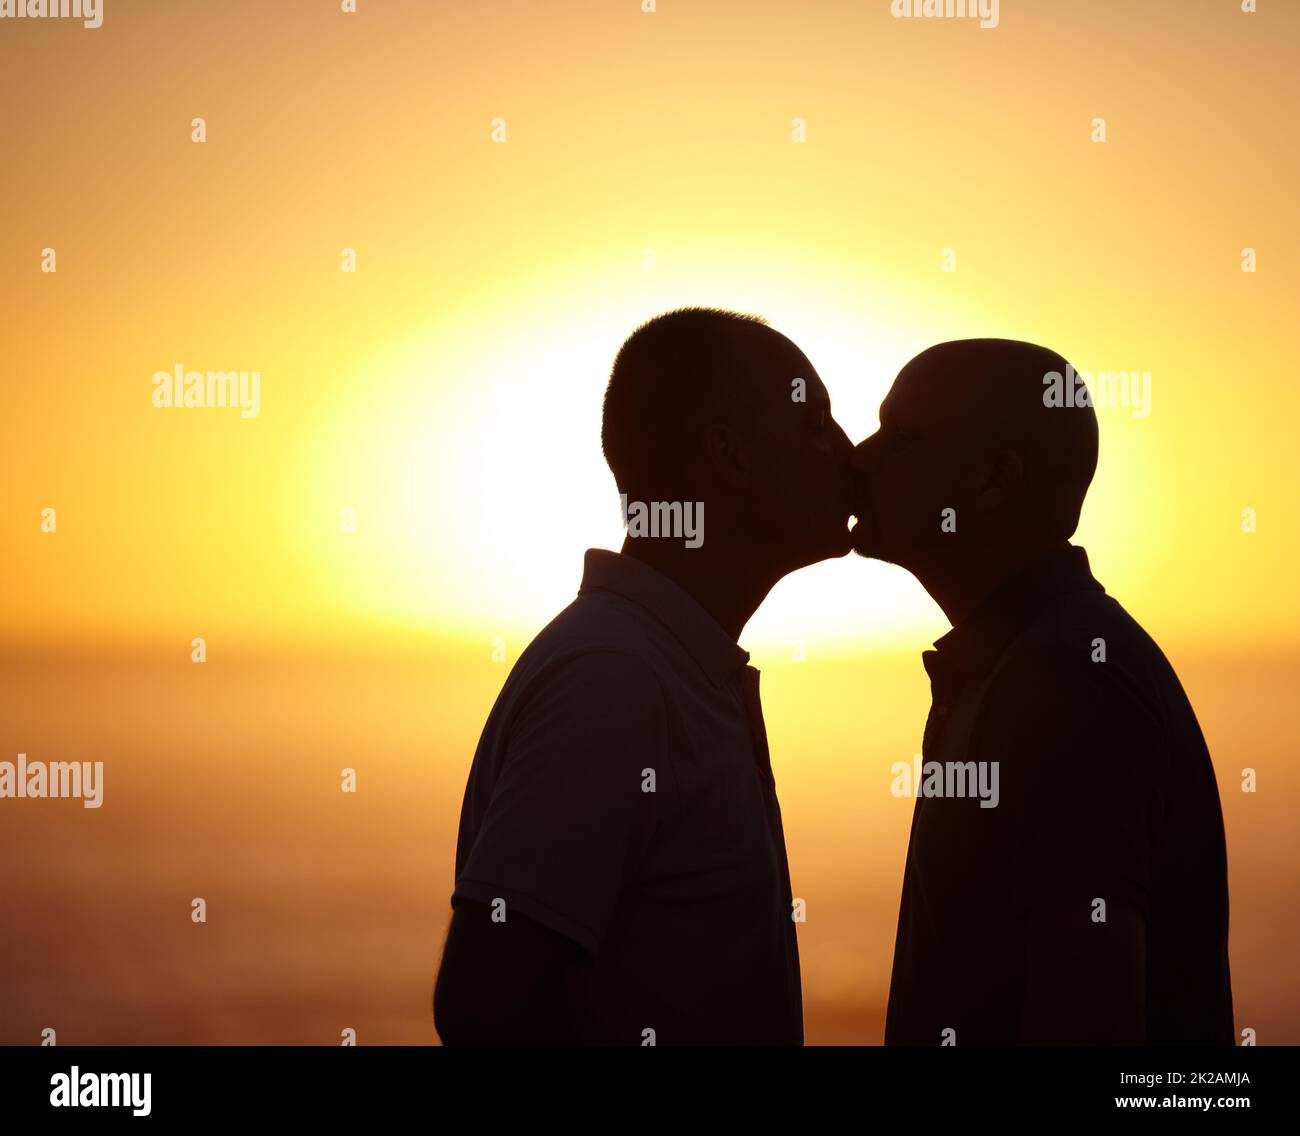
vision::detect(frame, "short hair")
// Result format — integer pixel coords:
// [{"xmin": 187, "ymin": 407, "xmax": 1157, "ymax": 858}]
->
[{"xmin": 601, "ymin": 307, "xmax": 771, "ymax": 497}]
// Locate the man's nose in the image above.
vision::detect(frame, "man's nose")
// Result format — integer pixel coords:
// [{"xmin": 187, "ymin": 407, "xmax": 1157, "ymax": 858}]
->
[{"xmin": 831, "ymin": 419, "xmax": 853, "ymax": 459}]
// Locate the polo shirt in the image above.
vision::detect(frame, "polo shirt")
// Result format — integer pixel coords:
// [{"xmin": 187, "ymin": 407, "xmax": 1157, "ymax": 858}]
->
[
  {"xmin": 451, "ymin": 548, "xmax": 804, "ymax": 1044},
  {"xmin": 885, "ymin": 544, "xmax": 1234, "ymax": 1045}
]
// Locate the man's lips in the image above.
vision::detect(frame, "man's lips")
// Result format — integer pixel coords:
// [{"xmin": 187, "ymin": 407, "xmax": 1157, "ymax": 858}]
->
[{"xmin": 847, "ymin": 493, "xmax": 878, "ymax": 546}]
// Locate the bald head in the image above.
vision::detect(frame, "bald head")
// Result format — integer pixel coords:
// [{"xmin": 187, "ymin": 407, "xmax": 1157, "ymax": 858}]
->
[
  {"xmin": 892, "ymin": 338, "xmax": 1097, "ymax": 539},
  {"xmin": 852, "ymin": 338, "xmax": 1099, "ymax": 577}
]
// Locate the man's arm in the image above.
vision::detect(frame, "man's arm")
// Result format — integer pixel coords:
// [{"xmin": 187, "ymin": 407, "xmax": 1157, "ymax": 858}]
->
[
  {"xmin": 434, "ymin": 899, "xmax": 583, "ymax": 1045},
  {"xmin": 435, "ymin": 649, "xmax": 667, "ymax": 1044},
  {"xmin": 1021, "ymin": 897, "xmax": 1146, "ymax": 1044}
]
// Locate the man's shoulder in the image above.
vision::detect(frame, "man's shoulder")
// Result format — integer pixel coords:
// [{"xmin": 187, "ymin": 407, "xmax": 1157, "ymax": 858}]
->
[
  {"xmin": 1003, "ymin": 588, "xmax": 1170, "ymax": 679},
  {"xmin": 531, "ymin": 587, "xmax": 661, "ymax": 651},
  {"xmin": 987, "ymin": 586, "xmax": 1193, "ymax": 747},
  {"xmin": 490, "ymin": 590, "xmax": 687, "ymax": 720}
]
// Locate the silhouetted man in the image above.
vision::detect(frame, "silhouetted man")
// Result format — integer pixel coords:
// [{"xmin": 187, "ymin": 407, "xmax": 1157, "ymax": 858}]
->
[
  {"xmin": 852, "ymin": 339, "xmax": 1233, "ymax": 1045},
  {"xmin": 435, "ymin": 308, "xmax": 854, "ymax": 1044}
]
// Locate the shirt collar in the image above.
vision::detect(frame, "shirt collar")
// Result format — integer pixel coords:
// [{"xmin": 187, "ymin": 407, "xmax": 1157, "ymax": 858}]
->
[
  {"xmin": 579, "ymin": 549, "xmax": 751, "ymax": 686},
  {"xmin": 926, "ymin": 544, "xmax": 1104, "ymax": 681}
]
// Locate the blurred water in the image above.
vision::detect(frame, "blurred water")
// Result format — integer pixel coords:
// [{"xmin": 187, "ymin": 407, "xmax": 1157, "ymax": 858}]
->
[{"xmin": 0, "ymin": 646, "xmax": 1294, "ymax": 1045}]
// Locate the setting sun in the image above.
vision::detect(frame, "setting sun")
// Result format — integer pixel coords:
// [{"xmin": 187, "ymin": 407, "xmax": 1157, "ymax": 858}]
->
[{"xmin": 3, "ymin": 0, "xmax": 1296, "ymax": 1062}]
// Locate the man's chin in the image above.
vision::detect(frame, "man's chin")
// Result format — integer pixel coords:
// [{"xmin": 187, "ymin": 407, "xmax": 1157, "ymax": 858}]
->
[
  {"xmin": 830, "ymin": 522, "xmax": 857, "ymax": 558},
  {"xmin": 849, "ymin": 519, "xmax": 885, "ymax": 560},
  {"xmin": 785, "ymin": 523, "xmax": 856, "ymax": 569}
]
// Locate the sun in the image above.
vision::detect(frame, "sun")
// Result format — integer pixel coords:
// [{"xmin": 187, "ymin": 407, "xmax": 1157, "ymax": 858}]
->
[{"xmin": 285, "ymin": 256, "xmax": 1147, "ymax": 656}]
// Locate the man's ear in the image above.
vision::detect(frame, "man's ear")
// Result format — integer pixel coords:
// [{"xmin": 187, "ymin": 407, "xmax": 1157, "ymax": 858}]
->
[
  {"xmin": 974, "ymin": 447, "xmax": 1023, "ymax": 512},
  {"xmin": 702, "ymin": 421, "xmax": 751, "ymax": 489}
]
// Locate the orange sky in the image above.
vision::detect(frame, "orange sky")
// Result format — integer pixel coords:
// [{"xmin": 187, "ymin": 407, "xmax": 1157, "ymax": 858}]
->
[
  {"xmin": 4, "ymin": 0, "xmax": 1298, "ymax": 654},
  {"xmin": 2, "ymin": 0, "xmax": 1297, "ymax": 1045}
]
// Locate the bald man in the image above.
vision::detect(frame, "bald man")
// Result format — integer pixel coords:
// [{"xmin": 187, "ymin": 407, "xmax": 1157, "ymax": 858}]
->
[{"xmin": 851, "ymin": 339, "xmax": 1233, "ymax": 1046}]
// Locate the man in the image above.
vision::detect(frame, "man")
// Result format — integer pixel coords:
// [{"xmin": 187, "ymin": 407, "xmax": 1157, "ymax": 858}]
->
[
  {"xmin": 434, "ymin": 307, "xmax": 855, "ymax": 1044},
  {"xmin": 852, "ymin": 338, "xmax": 1234, "ymax": 1045}
]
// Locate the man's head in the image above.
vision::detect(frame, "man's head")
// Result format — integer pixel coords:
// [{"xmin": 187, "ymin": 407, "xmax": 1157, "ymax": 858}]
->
[
  {"xmin": 851, "ymin": 338, "xmax": 1098, "ymax": 576},
  {"xmin": 602, "ymin": 307, "xmax": 854, "ymax": 571}
]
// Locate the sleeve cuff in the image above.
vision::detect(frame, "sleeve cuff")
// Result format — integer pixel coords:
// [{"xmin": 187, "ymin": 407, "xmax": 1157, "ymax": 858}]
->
[{"xmin": 452, "ymin": 877, "xmax": 601, "ymax": 961}]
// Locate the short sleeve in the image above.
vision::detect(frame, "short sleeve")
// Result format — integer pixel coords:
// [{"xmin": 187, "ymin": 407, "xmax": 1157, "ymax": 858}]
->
[
  {"xmin": 980, "ymin": 646, "xmax": 1162, "ymax": 920},
  {"xmin": 453, "ymin": 650, "xmax": 668, "ymax": 959}
]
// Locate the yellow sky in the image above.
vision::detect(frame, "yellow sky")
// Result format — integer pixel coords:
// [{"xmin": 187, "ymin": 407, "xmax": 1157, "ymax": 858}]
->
[
  {"xmin": 4, "ymin": 0, "xmax": 1297, "ymax": 654},
  {"xmin": 2, "ymin": 0, "xmax": 1298, "ymax": 1049}
]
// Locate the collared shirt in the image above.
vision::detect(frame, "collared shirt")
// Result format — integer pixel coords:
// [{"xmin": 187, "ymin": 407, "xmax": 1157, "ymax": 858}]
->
[
  {"xmin": 885, "ymin": 544, "xmax": 1234, "ymax": 1045},
  {"xmin": 452, "ymin": 548, "xmax": 803, "ymax": 1044}
]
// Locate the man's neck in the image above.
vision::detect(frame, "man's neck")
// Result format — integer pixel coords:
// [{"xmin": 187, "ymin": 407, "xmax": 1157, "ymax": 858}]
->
[
  {"xmin": 917, "ymin": 540, "xmax": 1068, "ymax": 628},
  {"xmin": 619, "ymin": 537, "xmax": 776, "ymax": 642}
]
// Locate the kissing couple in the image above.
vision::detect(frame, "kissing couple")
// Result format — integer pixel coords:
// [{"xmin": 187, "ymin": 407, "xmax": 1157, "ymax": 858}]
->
[{"xmin": 434, "ymin": 307, "xmax": 1233, "ymax": 1047}]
